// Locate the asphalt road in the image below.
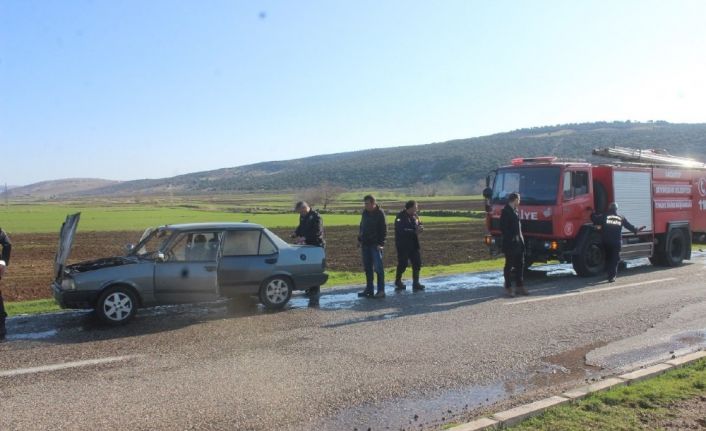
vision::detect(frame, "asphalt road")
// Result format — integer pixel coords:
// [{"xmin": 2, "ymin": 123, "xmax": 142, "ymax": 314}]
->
[{"xmin": 1, "ymin": 257, "xmax": 705, "ymax": 431}]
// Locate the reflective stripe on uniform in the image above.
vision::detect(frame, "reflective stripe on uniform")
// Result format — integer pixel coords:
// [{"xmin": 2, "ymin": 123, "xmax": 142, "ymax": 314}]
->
[{"xmin": 606, "ymin": 215, "xmax": 622, "ymax": 226}]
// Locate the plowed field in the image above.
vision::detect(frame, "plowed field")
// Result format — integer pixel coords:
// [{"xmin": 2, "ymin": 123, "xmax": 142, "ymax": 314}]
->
[{"xmin": 1, "ymin": 222, "xmax": 488, "ymax": 301}]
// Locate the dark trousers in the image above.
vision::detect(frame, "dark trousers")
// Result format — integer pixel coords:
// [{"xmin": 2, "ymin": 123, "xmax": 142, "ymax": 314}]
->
[
  {"xmin": 503, "ymin": 250, "xmax": 525, "ymax": 287},
  {"xmin": 605, "ymin": 243, "xmax": 621, "ymax": 280},
  {"xmin": 0, "ymin": 288, "xmax": 6, "ymax": 320},
  {"xmin": 362, "ymin": 245, "xmax": 385, "ymax": 292},
  {"xmin": 396, "ymin": 247, "xmax": 422, "ymax": 281}
]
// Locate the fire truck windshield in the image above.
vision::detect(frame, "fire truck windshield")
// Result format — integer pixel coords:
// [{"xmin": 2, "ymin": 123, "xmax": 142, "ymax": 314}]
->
[{"xmin": 491, "ymin": 166, "xmax": 561, "ymax": 205}]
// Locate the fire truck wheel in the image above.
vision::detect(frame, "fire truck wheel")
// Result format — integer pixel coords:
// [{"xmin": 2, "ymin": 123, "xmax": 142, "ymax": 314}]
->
[
  {"xmin": 664, "ymin": 228, "xmax": 686, "ymax": 267},
  {"xmin": 572, "ymin": 235, "xmax": 605, "ymax": 277}
]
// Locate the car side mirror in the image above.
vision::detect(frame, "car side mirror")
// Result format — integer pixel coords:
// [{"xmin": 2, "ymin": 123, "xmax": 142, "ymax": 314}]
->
[
  {"xmin": 155, "ymin": 252, "xmax": 166, "ymax": 262},
  {"xmin": 482, "ymin": 187, "xmax": 493, "ymax": 200}
]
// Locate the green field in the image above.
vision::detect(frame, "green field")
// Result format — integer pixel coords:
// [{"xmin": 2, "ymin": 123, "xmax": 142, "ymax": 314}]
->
[{"xmin": 0, "ymin": 203, "xmax": 476, "ymax": 233}]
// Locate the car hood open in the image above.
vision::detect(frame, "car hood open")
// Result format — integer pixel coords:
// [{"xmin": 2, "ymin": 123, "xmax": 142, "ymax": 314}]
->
[{"xmin": 54, "ymin": 213, "xmax": 81, "ymax": 280}]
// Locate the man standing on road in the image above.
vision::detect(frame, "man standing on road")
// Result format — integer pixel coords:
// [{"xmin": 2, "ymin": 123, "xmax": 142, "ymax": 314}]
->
[
  {"xmin": 292, "ymin": 201, "xmax": 325, "ymax": 298},
  {"xmin": 591, "ymin": 202, "xmax": 644, "ymax": 283},
  {"xmin": 0, "ymin": 227, "xmax": 13, "ymax": 340},
  {"xmin": 357, "ymin": 195, "xmax": 387, "ymax": 299},
  {"xmin": 500, "ymin": 192, "xmax": 527, "ymax": 297},
  {"xmin": 394, "ymin": 200, "xmax": 425, "ymax": 291}
]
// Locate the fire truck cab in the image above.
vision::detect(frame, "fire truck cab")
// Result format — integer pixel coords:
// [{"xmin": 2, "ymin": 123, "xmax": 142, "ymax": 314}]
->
[{"xmin": 483, "ymin": 147, "xmax": 706, "ymax": 277}]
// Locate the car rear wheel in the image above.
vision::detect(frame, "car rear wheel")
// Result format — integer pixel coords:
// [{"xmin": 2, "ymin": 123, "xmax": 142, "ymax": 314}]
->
[
  {"xmin": 259, "ymin": 276, "xmax": 292, "ymax": 310},
  {"xmin": 96, "ymin": 286, "xmax": 137, "ymax": 325}
]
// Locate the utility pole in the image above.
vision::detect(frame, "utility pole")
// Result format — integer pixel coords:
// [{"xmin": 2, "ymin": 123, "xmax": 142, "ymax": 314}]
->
[{"xmin": 4, "ymin": 183, "xmax": 7, "ymax": 207}]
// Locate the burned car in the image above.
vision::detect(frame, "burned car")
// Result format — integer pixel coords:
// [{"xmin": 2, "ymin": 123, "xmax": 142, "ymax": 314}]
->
[{"xmin": 52, "ymin": 214, "xmax": 328, "ymax": 324}]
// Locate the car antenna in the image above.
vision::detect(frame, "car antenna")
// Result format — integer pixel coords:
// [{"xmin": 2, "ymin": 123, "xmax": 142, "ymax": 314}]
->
[{"xmin": 241, "ymin": 219, "xmax": 249, "ymax": 223}]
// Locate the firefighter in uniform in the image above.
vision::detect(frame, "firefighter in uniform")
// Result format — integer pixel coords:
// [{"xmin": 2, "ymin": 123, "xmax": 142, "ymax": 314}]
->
[
  {"xmin": 293, "ymin": 201, "xmax": 325, "ymax": 297},
  {"xmin": 394, "ymin": 200, "xmax": 425, "ymax": 291},
  {"xmin": 500, "ymin": 192, "xmax": 528, "ymax": 297},
  {"xmin": 591, "ymin": 202, "xmax": 644, "ymax": 283},
  {"xmin": 0, "ymin": 227, "xmax": 12, "ymax": 340}
]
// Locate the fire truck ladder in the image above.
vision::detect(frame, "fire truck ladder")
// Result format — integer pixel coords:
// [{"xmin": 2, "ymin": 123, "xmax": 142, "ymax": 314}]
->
[{"xmin": 593, "ymin": 146, "xmax": 706, "ymax": 169}]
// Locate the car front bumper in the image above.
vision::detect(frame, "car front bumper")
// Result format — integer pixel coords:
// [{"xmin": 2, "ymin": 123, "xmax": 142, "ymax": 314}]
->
[{"xmin": 52, "ymin": 281, "xmax": 98, "ymax": 309}]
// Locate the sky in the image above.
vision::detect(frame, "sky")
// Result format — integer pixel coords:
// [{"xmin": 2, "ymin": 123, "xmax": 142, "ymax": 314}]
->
[{"xmin": 2, "ymin": 0, "xmax": 706, "ymax": 185}]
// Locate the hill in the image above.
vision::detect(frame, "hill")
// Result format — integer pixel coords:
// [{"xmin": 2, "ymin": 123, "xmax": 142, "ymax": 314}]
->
[
  {"xmin": 12, "ymin": 121, "xmax": 706, "ymax": 197},
  {"xmin": 4, "ymin": 178, "xmax": 122, "ymax": 199}
]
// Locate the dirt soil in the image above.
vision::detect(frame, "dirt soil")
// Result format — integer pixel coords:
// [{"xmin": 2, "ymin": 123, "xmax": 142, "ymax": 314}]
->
[
  {"xmin": 1, "ymin": 222, "xmax": 490, "ymax": 302},
  {"xmin": 653, "ymin": 396, "xmax": 706, "ymax": 430}
]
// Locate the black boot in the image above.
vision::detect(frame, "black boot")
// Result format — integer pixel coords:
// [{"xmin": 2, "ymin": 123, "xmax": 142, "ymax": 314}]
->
[
  {"xmin": 0, "ymin": 318, "xmax": 6, "ymax": 340},
  {"xmin": 394, "ymin": 279, "xmax": 406, "ymax": 291},
  {"xmin": 412, "ymin": 270, "xmax": 425, "ymax": 290}
]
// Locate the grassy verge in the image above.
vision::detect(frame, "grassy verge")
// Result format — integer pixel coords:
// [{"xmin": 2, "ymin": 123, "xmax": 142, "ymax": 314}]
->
[
  {"xmin": 4, "ymin": 259, "xmax": 504, "ymax": 317},
  {"xmin": 5, "ymin": 298, "xmax": 61, "ymax": 316},
  {"xmin": 509, "ymin": 359, "xmax": 706, "ymax": 430}
]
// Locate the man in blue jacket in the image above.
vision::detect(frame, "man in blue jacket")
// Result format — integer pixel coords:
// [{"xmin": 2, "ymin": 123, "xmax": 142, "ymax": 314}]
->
[
  {"xmin": 591, "ymin": 202, "xmax": 644, "ymax": 283},
  {"xmin": 357, "ymin": 195, "xmax": 387, "ymax": 298}
]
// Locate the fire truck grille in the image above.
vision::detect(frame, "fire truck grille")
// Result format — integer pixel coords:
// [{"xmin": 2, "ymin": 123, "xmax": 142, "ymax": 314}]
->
[
  {"xmin": 489, "ymin": 219, "xmax": 554, "ymax": 235},
  {"xmin": 521, "ymin": 220, "xmax": 553, "ymax": 235}
]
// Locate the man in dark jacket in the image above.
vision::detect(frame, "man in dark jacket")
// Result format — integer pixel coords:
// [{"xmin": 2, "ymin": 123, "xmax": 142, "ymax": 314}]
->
[
  {"xmin": 500, "ymin": 192, "xmax": 527, "ymax": 297},
  {"xmin": 293, "ymin": 201, "xmax": 325, "ymax": 298},
  {"xmin": 358, "ymin": 195, "xmax": 387, "ymax": 298},
  {"xmin": 394, "ymin": 200, "xmax": 425, "ymax": 291},
  {"xmin": 293, "ymin": 201, "xmax": 325, "ymax": 247},
  {"xmin": 0, "ymin": 227, "xmax": 12, "ymax": 340},
  {"xmin": 591, "ymin": 202, "xmax": 644, "ymax": 283}
]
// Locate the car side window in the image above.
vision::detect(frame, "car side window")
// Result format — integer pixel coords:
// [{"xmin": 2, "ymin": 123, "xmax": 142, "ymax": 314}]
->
[
  {"xmin": 221, "ymin": 230, "xmax": 279, "ymax": 256},
  {"xmin": 222, "ymin": 230, "xmax": 261, "ymax": 256},
  {"xmin": 259, "ymin": 233, "xmax": 277, "ymax": 255},
  {"xmin": 166, "ymin": 232, "xmax": 221, "ymax": 262}
]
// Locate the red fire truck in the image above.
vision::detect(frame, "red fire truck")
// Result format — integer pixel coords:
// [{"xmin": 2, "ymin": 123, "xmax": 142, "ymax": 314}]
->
[{"xmin": 483, "ymin": 146, "xmax": 706, "ymax": 277}]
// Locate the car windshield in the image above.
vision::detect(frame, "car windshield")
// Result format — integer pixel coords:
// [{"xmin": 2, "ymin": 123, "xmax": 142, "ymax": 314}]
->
[
  {"xmin": 491, "ymin": 166, "xmax": 561, "ymax": 205},
  {"xmin": 130, "ymin": 228, "xmax": 175, "ymax": 258}
]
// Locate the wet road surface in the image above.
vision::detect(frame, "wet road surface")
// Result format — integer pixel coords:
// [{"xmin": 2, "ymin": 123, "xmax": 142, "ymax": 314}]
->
[{"xmin": 1, "ymin": 256, "xmax": 705, "ymax": 430}]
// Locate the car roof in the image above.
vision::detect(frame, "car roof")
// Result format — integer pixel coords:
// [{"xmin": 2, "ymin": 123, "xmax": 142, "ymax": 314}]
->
[{"xmin": 162, "ymin": 222, "xmax": 265, "ymax": 231}]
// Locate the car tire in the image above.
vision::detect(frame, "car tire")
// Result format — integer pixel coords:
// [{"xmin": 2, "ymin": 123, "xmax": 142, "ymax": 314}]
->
[
  {"xmin": 95, "ymin": 285, "xmax": 138, "ymax": 325},
  {"xmin": 259, "ymin": 276, "xmax": 293, "ymax": 310}
]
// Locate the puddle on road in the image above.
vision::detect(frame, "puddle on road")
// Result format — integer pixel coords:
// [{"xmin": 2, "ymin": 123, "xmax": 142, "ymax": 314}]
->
[
  {"xmin": 312, "ymin": 380, "xmax": 522, "ymax": 431},
  {"xmin": 5, "ymin": 329, "xmax": 59, "ymax": 341}
]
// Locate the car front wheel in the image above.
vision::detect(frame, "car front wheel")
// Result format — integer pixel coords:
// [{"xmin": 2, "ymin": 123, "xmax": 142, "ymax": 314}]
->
[
  {"xmin": 259, "ymin": 276, "xmax": 293, "ymax": 310},
  {"xmin": 96, "ymin": 286, "xmax": 138, "ymax": 325}
]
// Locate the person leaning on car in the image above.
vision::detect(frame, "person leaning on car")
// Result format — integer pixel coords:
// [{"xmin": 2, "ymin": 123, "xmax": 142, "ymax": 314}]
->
[
  {"xmin": 292, "ymin": 201, "xmax": 325, "ymax": 247},
  {"xmin": 292, "ymin": 201, "xmax": 325, "ymax": 298},
  {"xmin": 357, "ymin": 195, "xmax": 387, "ymax": 299},
  {"xmin": 0, "ymin": 227, "xmax": 13, "ymax": 340}
]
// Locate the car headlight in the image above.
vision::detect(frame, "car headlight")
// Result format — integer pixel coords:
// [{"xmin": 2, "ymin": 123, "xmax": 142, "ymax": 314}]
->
[{"xmin": 61, "ymin": 278, "xmax": 76, "ymax": 290}]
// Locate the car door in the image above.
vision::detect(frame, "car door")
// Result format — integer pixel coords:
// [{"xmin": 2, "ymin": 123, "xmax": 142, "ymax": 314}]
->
[
  {"xmin": 217, "ymin": 229, "xmax": 280, "ymax": 297},
  {"xmin": 154, "ymin": 230, "xmax": 223, "ymax": 304}
]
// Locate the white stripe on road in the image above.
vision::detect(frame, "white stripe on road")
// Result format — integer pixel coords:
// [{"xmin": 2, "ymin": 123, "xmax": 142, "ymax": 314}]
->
[
  {"xmin": 0, "ymin": 355, "xmax": 140, "ymax": 378},
  {"xmin": 505, "ymin": 278, "xmax": 676, "ymax": 306}
]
